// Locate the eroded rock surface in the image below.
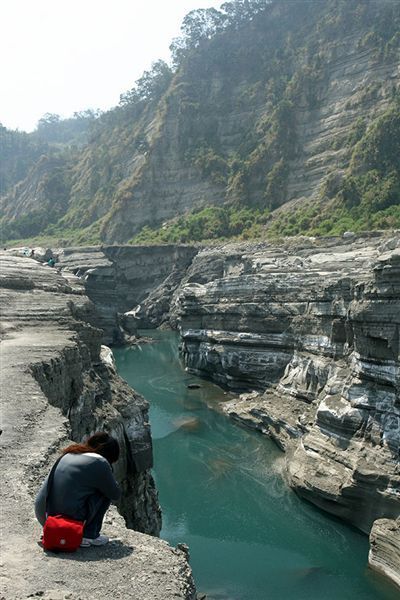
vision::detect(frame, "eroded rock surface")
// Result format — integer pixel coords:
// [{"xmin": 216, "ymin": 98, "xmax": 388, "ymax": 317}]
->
[
  {"xmin": 172, "ymin": 233, "xmax": 400, "ymax": 586},
  {"xmin": 0, "ymin": 253, "xmax": 196, "ymax": 600}
]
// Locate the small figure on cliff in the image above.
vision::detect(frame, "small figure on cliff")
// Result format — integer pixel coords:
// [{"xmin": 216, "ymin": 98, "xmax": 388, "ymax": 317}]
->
[
  {"xmin": 47, "ymin": 257, "xmax": 56, "ymax": 267},
  {"xmin": 35, "ymin": 432, "xmax": 121, "ymax": 547}
]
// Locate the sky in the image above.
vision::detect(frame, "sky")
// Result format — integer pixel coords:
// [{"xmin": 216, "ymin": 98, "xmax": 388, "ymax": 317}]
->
[{"xmin": 0, "ymin": 0, "xmax": 223, "ymax": 132}]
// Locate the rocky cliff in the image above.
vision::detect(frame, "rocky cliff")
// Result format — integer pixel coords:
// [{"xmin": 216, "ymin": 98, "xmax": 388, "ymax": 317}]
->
[
  {"xmin": 172, "ymin": 233, "xmax": 400, "ymax": 588},
  {"xmin": 369, "ymin": 517, "xmax": 400, "ymax": 589},
  {"xmin": 0, "ymin": 252, "xmax": 196, "ymax": 599},
  {"xmin": 103, "ymin": 2, "xmax": 400, "ymax": 243},
  {"xmin": 54, "ymin": 244, "xmax": 197, "ymax": 344}
]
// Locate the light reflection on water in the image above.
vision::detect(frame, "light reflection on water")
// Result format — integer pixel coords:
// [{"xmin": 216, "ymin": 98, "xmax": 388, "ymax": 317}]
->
[{"xmin": 114, "ymin": 330, "xmax": 398, "ymax": 600}]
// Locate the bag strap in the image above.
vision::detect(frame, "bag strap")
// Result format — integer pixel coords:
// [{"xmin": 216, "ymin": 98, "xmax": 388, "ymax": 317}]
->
[{"xmin": 45, "ymin": 455, "xmax": 64, "ymax": 519}]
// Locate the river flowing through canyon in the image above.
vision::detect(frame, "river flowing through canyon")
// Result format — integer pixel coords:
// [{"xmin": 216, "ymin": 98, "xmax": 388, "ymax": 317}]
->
[{"xmin": 114, "ymin": 331, "xmax": 397, "ymax": 600}]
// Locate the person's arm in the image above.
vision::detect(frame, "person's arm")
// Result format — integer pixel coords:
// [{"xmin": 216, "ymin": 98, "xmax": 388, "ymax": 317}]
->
[{"xmin": 93, "ymin": 460, "xmax": 121, "ymax": 501}]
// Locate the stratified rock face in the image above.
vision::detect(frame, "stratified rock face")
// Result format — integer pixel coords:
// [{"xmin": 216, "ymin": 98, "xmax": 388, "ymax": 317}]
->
[
  {"xmin": 0, "ymin": 252, "xmax": 196, "ymax": 599},
  {"xmin": 286, "ymin": 245, "xmax": 400, "ymax": 534},
  {"xmin": 174, "ymin": 234, "xmax": 400, "ymax": 549},
  {"xmin": 101, "ymin": 3, "xmax": 400, "ymax": 243},
  {"xmin": 369, "ymin": 518, "xmax": 400, "ymax": 590},
  {"xmin": 56, "ymin": 244, "xmax": 197, "ymax": 343},
  {"xmin": 2, "ymin": 2, "xmax": 399, "ymax": 245}
]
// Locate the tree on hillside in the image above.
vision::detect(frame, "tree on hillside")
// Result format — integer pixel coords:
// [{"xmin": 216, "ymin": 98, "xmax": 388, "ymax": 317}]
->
[
  {"xmin": 221, "ymin": 0, "xmax": 269, "ymax": 26},
  {"xmin": 0, "ymin": 125, "xmax": 49, "ymax": 194},
  {"xmin": 170, "ymin": 8, "xmax": 225, "ymax": 64},
  {"xmin": 120, "ymin": 60, "xmax": 173, "ymax": 106},
  {"xmin": 170, "ymin": 1, "xmax": 271, "ymax": 65},
  {"xmin": 73, "ymin": 109, "xmax": 102, "ymax": 120},
  {"xmin": 35, "ymin": 111, "xmax": 100, "ymax": 144},
  {"xmin": 181, "ymin": 8, "xmax": 225, "ymax": 45}
]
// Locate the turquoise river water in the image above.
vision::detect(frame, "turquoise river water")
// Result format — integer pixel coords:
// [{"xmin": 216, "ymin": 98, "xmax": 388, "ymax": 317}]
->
[{"xmin": 113, "ymin": 330, "xmax": 398, "ymax": 600}]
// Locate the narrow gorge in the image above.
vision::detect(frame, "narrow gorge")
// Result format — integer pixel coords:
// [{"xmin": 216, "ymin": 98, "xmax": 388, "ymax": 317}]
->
[
  {"xmin": 2, "ymin": 231, "xmax": 396, "ymax": 597},
  {"xmin": 174, "ymin": 234, "xmax": 400, "ymax": 591},
  {"xmin": 174, "ymin": 236, "xmax": 400, "ymax": 549},
  {"xmin": 82, "ymin": 232, "xmax": 399, "ymax": 592}
]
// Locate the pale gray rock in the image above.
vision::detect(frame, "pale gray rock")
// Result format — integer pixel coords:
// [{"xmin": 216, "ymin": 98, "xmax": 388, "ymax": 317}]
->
[
  {"xmin": 4, "ymin": 246, "xmax": 54, "ymax": 262},
  {"xmin": 369, "ymin": 518, "xmax": 400, "ymax": 590},
  {"xmin": 32, "ymin": 247, "xmax": 54, "ymax": 262},
  {"xmin": 100, "ymin": 344, "xmax": 117, "ymax": 371}
]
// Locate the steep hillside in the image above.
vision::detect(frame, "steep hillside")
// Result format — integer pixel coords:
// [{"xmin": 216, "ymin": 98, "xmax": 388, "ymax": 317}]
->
[
  {"xmin": 1, "ymin": 0, "xmax": 399, "ymax": 245},
  {"xmin": 0, "ymin": 111, "xmax": 96, "ymax": 197},
  {"xmin": 0, "ymin": 126, "xmax": 50, "ymax": 197}
]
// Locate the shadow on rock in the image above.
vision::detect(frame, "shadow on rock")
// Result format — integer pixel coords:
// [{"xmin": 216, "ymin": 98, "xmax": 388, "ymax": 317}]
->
[{"xmin": 42, "ymin": 539, "xmax": 134, "ymax": 562}]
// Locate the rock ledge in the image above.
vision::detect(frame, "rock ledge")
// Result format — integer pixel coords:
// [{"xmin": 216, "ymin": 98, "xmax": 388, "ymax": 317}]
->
[{"xmin": 0, "ymin": 253, "xmax": 196, "ymax": 600}]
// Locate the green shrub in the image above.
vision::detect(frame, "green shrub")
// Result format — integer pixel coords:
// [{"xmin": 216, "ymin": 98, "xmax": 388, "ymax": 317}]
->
[{"xmin": 130, "ymin": 205, "xmax": 271, "ymax": 244}]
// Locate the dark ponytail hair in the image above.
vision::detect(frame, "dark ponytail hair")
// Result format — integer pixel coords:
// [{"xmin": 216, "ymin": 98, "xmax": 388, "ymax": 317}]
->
[{"xmin": 62, "ymin": 431, "xmax": 120, "ymax": 464}]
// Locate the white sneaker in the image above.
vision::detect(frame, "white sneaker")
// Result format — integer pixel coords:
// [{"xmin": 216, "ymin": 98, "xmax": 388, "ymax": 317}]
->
[{"xmin": 80, "ymin": 535, "xmax": 109, "ymax": 547}]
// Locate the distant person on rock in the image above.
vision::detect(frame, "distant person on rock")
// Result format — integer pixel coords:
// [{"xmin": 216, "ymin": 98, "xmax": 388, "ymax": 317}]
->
[
  {"xmin": 35, "ymin": 432, "xmax": 121, "ymax": 547},
  {"xmin": 47, "ymin": 257, "xmax": 56, "ymax": 267}
]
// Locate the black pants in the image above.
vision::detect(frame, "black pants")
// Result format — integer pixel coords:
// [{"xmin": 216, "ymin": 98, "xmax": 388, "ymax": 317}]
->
[{"xmin": 84, "ymin": 494, "xmax": 111, "ymax": 539}]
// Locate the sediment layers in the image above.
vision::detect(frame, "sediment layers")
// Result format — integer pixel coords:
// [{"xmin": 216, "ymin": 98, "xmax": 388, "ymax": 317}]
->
[
  {"xmin": 369, "ymin": 518, "xmax": 400, "ymax": 589},
  {"xmin": 0, "ymin": 252, "xmax": 196, "ymax": 600},
  {"xmin": 55, "ymin": 244, "xmax": 197, "ymax": 343},
  {"xmin": 173, "ymin": 233, "xmax": 400, "ymax": 587}
]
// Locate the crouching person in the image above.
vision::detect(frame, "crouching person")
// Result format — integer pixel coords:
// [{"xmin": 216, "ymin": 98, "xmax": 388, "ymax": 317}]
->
[{"xmin": 35, "ymin": 432, "xmax": 121, "ymax": 548}]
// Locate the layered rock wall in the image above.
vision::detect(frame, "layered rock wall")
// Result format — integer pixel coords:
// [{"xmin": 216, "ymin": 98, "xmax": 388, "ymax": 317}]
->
[
  {"xmin": 0, "ymin": 252, "xmax": 196, "ymax": 599},
  {"xmin": 369, "ymin": 518, "xmax": 400, "ymax": 589},
  {"xmin": 102, "ymin": 5, "xmax": 400, "ymax": 242},
  {"xmin": 173, "ymin": 233, "xmax": 400, "ymax": 586},
  {"xmin": 56, "ymin": 244, "xmax": 197, "ymax": 343}
]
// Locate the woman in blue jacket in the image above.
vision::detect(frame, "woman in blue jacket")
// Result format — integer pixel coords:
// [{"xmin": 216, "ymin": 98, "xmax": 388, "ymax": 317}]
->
[{"xmin": 35, "ymin": 432, "xmax": 121, "ymax": 547}]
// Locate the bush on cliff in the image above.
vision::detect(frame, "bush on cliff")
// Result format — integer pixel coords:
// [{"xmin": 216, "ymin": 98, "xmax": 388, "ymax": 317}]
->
[{"xmin": 130, "ymin": 205, "xmax": 271, "ymax": 244}]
